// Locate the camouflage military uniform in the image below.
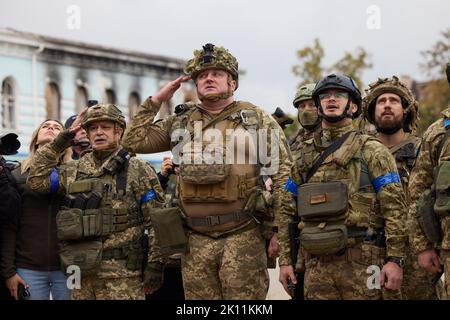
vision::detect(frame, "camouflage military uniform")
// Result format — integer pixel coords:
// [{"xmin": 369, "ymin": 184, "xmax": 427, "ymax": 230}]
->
[
  {"xmin": 123, "ymin": 95, "xmax": 292, "ymax": 299},
  {"xmin": 278, "ymin": 74, "xmax": 407, "ymax": 300},
  {"xmin": 27, "ymin": 106, "xmax": 165, "ymax": 300},
  {"xmin": 410, "ymin": 107, "xmax": 450, "ymax": 299},
  {"xmin": 363, "ymin": 76, "xmax": 436, "ymax": 299},
  {"xmin": 384, "ymin": 133, "xmax": 436, "ymax": 300}
]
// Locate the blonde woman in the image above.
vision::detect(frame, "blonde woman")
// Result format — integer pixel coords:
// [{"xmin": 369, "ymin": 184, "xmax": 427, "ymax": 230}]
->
[{"xmin": 0, "ymin": 119, "xmax": 71, "ymax": 300}]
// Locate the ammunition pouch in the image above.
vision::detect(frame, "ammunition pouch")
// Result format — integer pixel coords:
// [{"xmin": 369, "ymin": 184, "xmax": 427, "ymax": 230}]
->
[
  {"xmin": 102, "ymin": 239, "xmax": 144, "ymax": 271},
  {"xmin": 300, "ymin": 223, "xmax": 348, "ymax": 256},
  {"xmin": 417, "ymin": 189, "xmax": 442, "ymax": 243},
  {"xmin": 434, "ymin": 161, "xmax": 450, "ymax": 217},
  {"xmin": 298, "ymin": 181, "xmax": 348, "ymax": 219},
  {"xmin": 348, "ymin": 192, "xmax": 384, "ymax": 229},
  {"xmin": 179, "ymin": 163, "xmax": 231, "ymax": 184},
  {"xmin": 180, "ymin": 166, "xmax": 258, "ymax": 203},
  {"xmin": 56, "ymin": 207, "xmax": 139, "ymax": 240},
  {"xmin": 60, "ymin": 240, "xmax": 103, "ymax": 276},
  {"xmin": 149, "ymin": 207, "xmax": 188, "ymax": 256}
]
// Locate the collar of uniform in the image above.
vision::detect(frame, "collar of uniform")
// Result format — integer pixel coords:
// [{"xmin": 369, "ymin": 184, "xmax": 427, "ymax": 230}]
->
[
  {"xmin": 321, "ymin": 119, "xmax": 353, "ymax": 145},
  {"xmin": 197, "ymin": 101, "xmax": 236, "ymax": 118},
  {"xmin": 91, "ymin": 147, "xmax": 121, "ymax": 172}
]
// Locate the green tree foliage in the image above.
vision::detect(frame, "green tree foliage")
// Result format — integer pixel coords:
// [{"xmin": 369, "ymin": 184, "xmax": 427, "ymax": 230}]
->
[
  {"xmin": 418, "ymin": 29, "xmax": 450, "ymax": 134},
  {"xmin": 292, "ymin": 38, "xmax": 372, "ymax": 89}
]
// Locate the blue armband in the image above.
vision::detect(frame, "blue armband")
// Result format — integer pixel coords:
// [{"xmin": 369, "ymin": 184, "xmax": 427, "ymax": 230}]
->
[
  {"xmin": 49, "ymin": 168, "xmax": 59, "ymax": 194},
  {"xmin": 141, "ymin": 189, "xmax": 156, "ymax": 205},
  {"xmin": 285, "ymin": 177, "xmax": 298, "ymax": 196},
  {"xmin": 372, "ymin": 172, "xmax": 401, "ymax": 193},
  {"xmin": 444, "ymin": 118, "xmax": 450, "ymax": 128}
]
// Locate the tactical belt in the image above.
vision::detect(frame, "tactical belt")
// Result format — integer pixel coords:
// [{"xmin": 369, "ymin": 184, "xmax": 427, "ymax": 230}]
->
[{"xmin": 186, "ymin": 211, "xmax": 252, "ymax": 228}]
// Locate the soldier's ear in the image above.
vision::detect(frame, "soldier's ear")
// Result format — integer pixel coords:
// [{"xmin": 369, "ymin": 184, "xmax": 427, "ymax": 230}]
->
[{"xmin": 350, "ymin": 102, "xmax": 358, "ymax": 115}]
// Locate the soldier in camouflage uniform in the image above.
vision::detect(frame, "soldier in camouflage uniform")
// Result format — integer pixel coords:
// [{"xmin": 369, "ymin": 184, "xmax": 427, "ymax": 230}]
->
[
  {"xmin": 278, "ymin": 74, "xmax": 408, "ymax": 300},
  {"xmin": 27, "ymin": 104, "xmax": 165, "ymax": 300},
  {"xmin": 363, "ymin": 76, "xmax": 436, "ymax": 300},
  {"xmin": 122, "ymin": 43, "xmax": 293, "ymax": 300},
  {"xmin": 410, "ymin": 62, "xmax": 450, "ymax": 299}
]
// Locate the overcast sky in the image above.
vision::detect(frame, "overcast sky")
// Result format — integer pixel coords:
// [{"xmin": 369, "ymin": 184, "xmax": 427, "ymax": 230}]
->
[{"xmin": 1, "ymin": 0, "xmax": 449, "ymax": 113}]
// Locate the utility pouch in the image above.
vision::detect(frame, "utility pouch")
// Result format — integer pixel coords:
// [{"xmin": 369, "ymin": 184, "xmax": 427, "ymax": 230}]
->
[
  {"xmin": 434, "ymin": 161, "xmax": 450, "ymax": 217},
  {"xmin": 298, "ymin": 181, "xmax": 348, "ymax": 219},
  {"xmin": 149, "ymin": 207, "xmax": 188, "ymax": 256},
  {"xmin": 179, "ymin": 163, "xmax": 231, "ymax": 184},
  {"xmin": 59, "ymin": 240, "xmax": 103, "ymax": 276},
  {"xmin": 300, "ymin": 224, "xmax": 348, "ymax": 256},
  {"xmin": 56, "ymin": 208, "xmax": 83, "ymax": 240}
]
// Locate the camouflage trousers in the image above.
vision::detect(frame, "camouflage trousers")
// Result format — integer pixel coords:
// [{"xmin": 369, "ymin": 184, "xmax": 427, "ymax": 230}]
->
[
  {"xmin": 304, "ymin": 258, "xmax": 385, "ymax": 300},
  {"xmin": 71, "ymin": 275, "xmax": 144, "ymax": 300},
  {"xmin": 181, "ymin": 226, "xmax": 269, "ymax": 300},
  {"xmin": 438, "ymin": 250, "xmax": 450, "ymax": 300},
  {"xmin": 402, "ymin": 246, "xmax": 437, "ymax": 300}
]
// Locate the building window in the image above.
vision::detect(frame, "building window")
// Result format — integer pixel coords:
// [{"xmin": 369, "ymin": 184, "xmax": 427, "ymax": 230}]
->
[
  {"xmin": 45, "ymin": 82, "xmax": 61, "ymax": 120},
  {"xmin": 105, "ymin": 89, "xmax": 116, "ymax": 104},
  {"xmin": 128, "ymin": 92, "xmax": 140, "ymax": 119},
  {"xmin": 75, "ymin": 86, "xmax": 88, "ymax": 113},
  {"xmin": 1, "ymin": 77, "xmax": 16, "ymax": 129}
]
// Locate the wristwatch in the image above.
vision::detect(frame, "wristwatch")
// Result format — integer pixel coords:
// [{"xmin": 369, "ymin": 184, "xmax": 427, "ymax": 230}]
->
[{"xmin": 386, "ymin": 256, "xmax": 405, "ymax": 268}]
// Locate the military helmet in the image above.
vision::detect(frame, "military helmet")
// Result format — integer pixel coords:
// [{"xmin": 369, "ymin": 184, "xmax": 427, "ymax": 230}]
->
[
  {"xmin": 184, "ymin": 43, "xmax": 239, "ymax": 88},
  {"xmin": 82, "ymin": 103, "xmax": 126, "ymax": 130},
  {"xmin": 362, "ymin": 76, "xmax": 418, "ymax": 132},
  {"xmin": 312, "ymin": 73, "xmax": 362, "ymax": 118},
  {"xmin": 293, "ymin": 83, "xmax": 316, "ymax": 108}
]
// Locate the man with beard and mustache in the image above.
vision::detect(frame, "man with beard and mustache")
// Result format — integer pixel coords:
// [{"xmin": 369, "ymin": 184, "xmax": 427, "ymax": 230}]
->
[
  {"xmin": 278, "ymin": 74, "xmax": 407, "ymax": 300},
  {"xmin": 363, "ymin": 76, "xmax": 437, "ymax": 300},
  {"xmin": 410, "ymin": 61, "xmax": 450, "ymax": 299}
]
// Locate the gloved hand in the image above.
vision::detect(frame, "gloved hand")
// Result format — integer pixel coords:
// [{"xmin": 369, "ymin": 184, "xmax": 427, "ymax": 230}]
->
[{"xmin": 143, "ymin": 262, "xmax": 165, "ymax": 295}]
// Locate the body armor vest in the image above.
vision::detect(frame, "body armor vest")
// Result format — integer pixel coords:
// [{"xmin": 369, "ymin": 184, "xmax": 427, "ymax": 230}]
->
[
  {"xmin": 174, "ymin": 101, "xmax": 264, "ymax": 233},
  {"xmin": 300, "ymin": 132, "xmax": 384, "ymax": 230},
  {"xmin": 56, "ymin": 149, "xmax": 143, "ymax": 241}
]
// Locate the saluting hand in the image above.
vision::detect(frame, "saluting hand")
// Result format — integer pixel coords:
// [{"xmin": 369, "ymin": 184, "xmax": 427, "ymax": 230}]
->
[
  {"xmin": 69, "ymin": 108, "xmax": 88, "ymax": 134},
  {"xmin": 152, "ymin": 76, "xmax": 191, "ymax": 104}
]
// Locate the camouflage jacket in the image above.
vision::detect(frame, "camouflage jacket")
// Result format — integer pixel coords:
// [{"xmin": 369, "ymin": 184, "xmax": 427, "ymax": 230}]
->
[
  {"xmin": 277, "ymin": 120, "xmax": 408, "ymax": 266},
  {"xmin": 409, "ymin": 107, "xmax": 450, "ymax": 254},
  {"xmin": 122, "ymin": 97, "xmax": 294, "ymax": 238},
  {"xmin": 27, "ymin": 130, "xmax": 165, "ymax": 279}
]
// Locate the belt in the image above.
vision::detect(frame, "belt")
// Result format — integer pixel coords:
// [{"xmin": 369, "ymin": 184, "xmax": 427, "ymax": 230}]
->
[{"xmin": 186, "ymin": 211, "xmax": 252, "ymax": 228}]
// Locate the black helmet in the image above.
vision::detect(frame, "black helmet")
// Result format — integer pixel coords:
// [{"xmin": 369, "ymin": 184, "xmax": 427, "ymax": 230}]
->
[{"xmin": 312, "ymin": 73, "xmax": 362, "ymax": 122}]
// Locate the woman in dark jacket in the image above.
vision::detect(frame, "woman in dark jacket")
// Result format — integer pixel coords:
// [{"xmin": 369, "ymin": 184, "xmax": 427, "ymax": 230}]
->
[{"xmin": 1, "ymin": 119, "xmax": 71, "ymax": 300}]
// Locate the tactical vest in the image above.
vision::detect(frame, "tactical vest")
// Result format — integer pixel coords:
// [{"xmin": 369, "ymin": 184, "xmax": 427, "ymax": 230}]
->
[
  {"xmin": 57, "ymin": 150, "xmax": 144, "ymax": 240},
  {"xmin": 173, "ymin": 101, "xmax": 264, "ymax": 233},
  {"xmin": 56, "ymin": 149, "xmax": 146, "ymax": 274},
  {"xmin": 297, "ymin": 132, "xmax": 384, "ymax": 256}
]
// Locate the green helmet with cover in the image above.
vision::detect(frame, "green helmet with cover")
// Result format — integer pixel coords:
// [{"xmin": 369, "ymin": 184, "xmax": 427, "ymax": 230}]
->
[
  {"xmin": 82, "ymin": 103, "xmax": 126, "ymax": 130},
  {"xmin": 363, "ymin": 76, "xmax": 418, "ymax": 133},
  {"xmin": 184, "ymin": 43, "xmax": 239, "ymax": 89}
]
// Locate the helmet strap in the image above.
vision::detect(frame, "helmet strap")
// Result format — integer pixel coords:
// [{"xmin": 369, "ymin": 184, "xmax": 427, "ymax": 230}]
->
[{"xmin": 319, "ymin": 99, "xmax": 353, "ymax": 123}]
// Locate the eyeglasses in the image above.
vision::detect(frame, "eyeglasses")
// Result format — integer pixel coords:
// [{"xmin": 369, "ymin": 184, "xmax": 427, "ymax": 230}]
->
[{"xmin": 319, "ymin": 92, "xmax": 349, "ymax": 100}]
